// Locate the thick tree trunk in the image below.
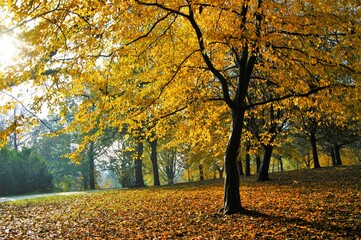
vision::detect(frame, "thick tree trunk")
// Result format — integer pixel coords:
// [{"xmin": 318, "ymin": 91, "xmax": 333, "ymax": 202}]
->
[
  {"xmin": 334, "ymin": 143, "xmax": 342, "ymax": 166},
  {"xmin": 149, "ymin": 139, "xmax": 160, "ymax": 186},
  {"xmin": 245, "ymin": 143, "xmax": 251, "ymax": 176},
  {"xmin": 135, "ymin": 141, "xmax": 145, "ymax": 187},
  {"xmin": 310, "ymin": 131, "xmax": 321, "ymax": 168},
  {"xmin": 255, "ymin": 155, "xmax": 261, "ymax": 173},
  {"xmin": 88, "ymin": 141, "xmax": 96, "ymax": 190},
  {"xmin": 238, "ymin": 160, "xmax": 244, "ymax": 176},
  {"xmin": 222, "ymin": 111, "xmax": 244, "ymax": 214},
  {"xmin": 258, "ymin": 144, "xmax": 273, "ymax": 181},
  {"xmin": 82, "ymin": 171, "xmax": 89, "ymax": 190}
]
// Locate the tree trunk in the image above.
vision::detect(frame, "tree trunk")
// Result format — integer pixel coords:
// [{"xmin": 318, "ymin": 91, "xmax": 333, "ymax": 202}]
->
[
  {"xmin": 222, "ymin": 111, "xmax": 244, "ymax": 214},
  {"xmin": 186, "ymin": 166, "xmax": 191, "ymax": 182},
  {"xmin": 218, "ymin": 167, "xmax": 224, "ymax": 179},
  {"xmin": 330, "ymin": 148, "xmax": 336, "ymax": 166},
  {"xmin": 334, "ymin": 143, "xmax": 342, "ymax": 166},
  {"xmin": 88, "ymin": 141, "xmax": 96, "ymax": 190},
  {"xmin": 310, "ymin": 131, "xmax": 321, "ymax": 168},
  {"xmin": 245, "ymin": 143, "xmax": 251, "ymax": 176},
  {"xmin": 258, "ymin": 144, "xmax": 273, "ymax": 181},
  {"xmin": 82, "ymin": 171, "xmax": 89, "ymax": 190},
  {"xmin": 255, "ymin": 155, "xmax": 261, "ymax": 173},
  {"xmin": 135, "ymin": 141, "xmax": 145, "ymax": 187},
  {"xmin": 238, "ymin": 160, "xmax": 244, "ymax": 176},
  {"xmin": 306, "ymin": 152, "xmax": 311, "ymax": 169},
  {"xmin": 199, "ymin": 164, "xmax": 204, "ymax": 181},
  {"xmin": 279, "ymin": 156, "xmax": 283, "ymax": 172},
  {"xmin": 149, "ymin": 139, "xmax": 160, "ymax": 186}
]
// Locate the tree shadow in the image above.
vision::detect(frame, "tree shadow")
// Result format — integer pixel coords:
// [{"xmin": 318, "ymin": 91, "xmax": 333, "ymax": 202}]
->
[{"xmin": 238, "ymin": 208, "xmax": 360, "ymax": 237}]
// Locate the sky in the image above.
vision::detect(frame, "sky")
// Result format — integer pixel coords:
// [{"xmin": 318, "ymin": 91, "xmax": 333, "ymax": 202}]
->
[
  {"xmin": 0, "ymin": 34, "xmax": 17, "ymax": 71},
  {"xmin": 0, "ymin": 34, "xmax": 49, "ymax": 119}
]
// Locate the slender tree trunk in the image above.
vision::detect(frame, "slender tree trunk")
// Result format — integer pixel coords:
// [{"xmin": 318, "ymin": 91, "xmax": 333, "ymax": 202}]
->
[
  {"xmin": 149, "ymin": 139, "xmax": 160, "ymax": 186},
  {"xmin": 199, "ymin": 164, "xmax": 204, "ymax": 181},
  {"xmin": 330, "ymin": 148, "xmax": 336, "ymax": 166},
  {"xmin": 187, "ymin": 166, "xmax": 191, "ymax": 182},
  {"xmin": 279, "ymin": 156, "xmax": 283, "ymax": 172},
  {"xmin": 245, "ymin": 143, "xmax": 251, "ymax": 176},
  {"xmin": 258, "ymin": 144, "xmax": 274, "ymax": 181},
  {"xmin": 218, "ymin": 167, "xmax": 224, "ymax": 179},
  {"xmin": 13, "ymin": 109, "xmax": 18, "ymax": 152},
  {"xmin": 135, "ymin": 141, "xmax": 145, "ymax": 187},
  {"xmin": 334, "ymin": 143, "xmax": 342, "ymax": 166},
  {"xmin": 310, "ymin": 131, "xmax": 321, "ymax": 168},
  {"xmin": 306, "ymin": 152, "xmax": 311, "ymax": 169},
  {"xmin": 222, "ymin": 111, "xmax": 244, "ymax": 214},
  {"xmin": 88, "ymin": 141, "xmax": 96, "ymax": 190}
]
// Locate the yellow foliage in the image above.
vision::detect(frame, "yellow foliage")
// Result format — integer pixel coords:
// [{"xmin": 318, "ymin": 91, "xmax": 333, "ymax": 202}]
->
[{"xmin": 0, "ymin": 0, "xmax": 359, "ymax": 164}]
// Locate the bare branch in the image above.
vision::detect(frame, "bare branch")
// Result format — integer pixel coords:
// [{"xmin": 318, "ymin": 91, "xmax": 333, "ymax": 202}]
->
[{"xmin": 0, "ymin": 91, "xmax": 54, "ymax": 132}]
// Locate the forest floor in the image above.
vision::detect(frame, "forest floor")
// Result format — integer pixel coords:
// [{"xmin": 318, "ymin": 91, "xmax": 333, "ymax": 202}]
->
[{"xmin": 1, "ymin": 165, "xmax": 360, "ymax": 239}]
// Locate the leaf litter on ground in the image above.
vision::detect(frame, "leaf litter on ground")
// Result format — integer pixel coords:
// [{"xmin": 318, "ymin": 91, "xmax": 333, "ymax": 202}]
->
[{"xmin": 0, "ymin": 165, "xmax": 360, "ymax": 239}]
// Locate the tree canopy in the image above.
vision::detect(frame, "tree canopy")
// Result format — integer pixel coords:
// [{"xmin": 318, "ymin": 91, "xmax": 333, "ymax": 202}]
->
[{"xmin": 0, "ymin": 0, "xmax": 360, "ymax": 213}]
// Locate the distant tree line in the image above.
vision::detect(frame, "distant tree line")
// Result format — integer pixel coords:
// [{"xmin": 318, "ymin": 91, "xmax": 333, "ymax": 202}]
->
[{"xmin": 0, "ymin": 147, "xmax": 53, "ymax": 196}]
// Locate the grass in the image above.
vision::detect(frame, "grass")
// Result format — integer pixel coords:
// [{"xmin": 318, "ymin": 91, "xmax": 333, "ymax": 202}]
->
[{"xmin": 1, "ymin": 165, "xmax": 360, "ymax": 239}]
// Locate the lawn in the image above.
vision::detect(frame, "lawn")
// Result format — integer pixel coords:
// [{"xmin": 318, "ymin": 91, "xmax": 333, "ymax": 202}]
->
[{"xmin": 1, "ymin": 165, "xmax": 360, "ymax": 239}]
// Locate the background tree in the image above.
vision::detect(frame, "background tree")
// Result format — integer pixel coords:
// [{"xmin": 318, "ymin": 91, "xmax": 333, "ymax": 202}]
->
[{"xmin": 0, "ymin": 147, "xmax": 53, "ymax": 196}]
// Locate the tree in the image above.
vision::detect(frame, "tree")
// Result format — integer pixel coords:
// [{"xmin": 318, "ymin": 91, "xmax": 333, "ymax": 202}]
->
[
  {"xmin": 1, "ymin": 0, "xmax": 360, "ymax": 214},
  {"xmin": 0, "ymin": 147, "xmax": 53, "ymax": 196},
  {"xmin": 148, "ymin": 137, "xmax": 161, "ymax": 186},
  {"xmin": 159, "ymin": 147, "xmax": 183, "ymax": 185},
  {"xmin": 103, "ymin": 138, "xmax": 136, "ymax": 188}
]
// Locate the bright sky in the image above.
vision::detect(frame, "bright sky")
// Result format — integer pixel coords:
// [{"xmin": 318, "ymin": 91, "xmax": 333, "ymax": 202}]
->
[
  {"xmin": 0, "ymin": 34, "xmax": 17, "ymax": 70},
  {"xmin": 0, "ymin": 34, "xmax": 49, "ymax": 119}
]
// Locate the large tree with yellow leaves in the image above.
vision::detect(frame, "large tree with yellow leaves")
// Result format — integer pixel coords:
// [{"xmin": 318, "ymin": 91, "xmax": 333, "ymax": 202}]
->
[{"xmin": 1, "ymin": 0, "xmax": 360, "ymax": 214}]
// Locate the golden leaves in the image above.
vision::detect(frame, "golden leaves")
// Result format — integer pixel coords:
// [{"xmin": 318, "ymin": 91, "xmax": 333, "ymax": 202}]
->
[
  {"xmin": 0, "ymin": 0, "xmax": 360, "ymax": 164},
  {"xmin": 1, "ymin": 166, "xmax": 361, "ymax": 239}
]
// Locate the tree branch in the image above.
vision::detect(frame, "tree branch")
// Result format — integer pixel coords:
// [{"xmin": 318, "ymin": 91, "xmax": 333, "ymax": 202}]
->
[{"xmin": 0, "ymin": 91, "xmax": 54, "ymax": 132}]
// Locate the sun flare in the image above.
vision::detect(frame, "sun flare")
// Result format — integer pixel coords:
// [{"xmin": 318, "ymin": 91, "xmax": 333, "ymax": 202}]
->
[{"xmin": 0, "ymin": 35, "xmax": 17, "ymax": 69}]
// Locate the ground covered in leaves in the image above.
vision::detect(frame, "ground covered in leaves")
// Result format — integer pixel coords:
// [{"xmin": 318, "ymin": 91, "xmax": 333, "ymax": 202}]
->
[{"xmin": 1, "ymin": 166, "xmax": 360, "ymax": 239}]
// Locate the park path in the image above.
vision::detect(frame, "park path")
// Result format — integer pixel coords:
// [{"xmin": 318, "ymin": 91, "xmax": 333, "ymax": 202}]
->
[{"xmin": 0, "ymin": 191, "xmax": 90, "ymax": 203}]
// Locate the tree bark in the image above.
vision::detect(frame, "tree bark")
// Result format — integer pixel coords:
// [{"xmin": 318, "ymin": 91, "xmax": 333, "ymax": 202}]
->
[
  {"xmin": 238, "ymin": 160, "xmax": 244, "ymax": 176},
  {"xmin": 222, "ymin": 111, "xmax": 244, "ymax": 214},
  {"xmin": 245, "ymin": 143, "xmax": 251, "ymax": 176},
  {"xmin": 258, "ymin": 144, "xmax": 274, "ymax": 181},
  {"xmin": 88, "ymin": 141, "xmax": 96, "ymax": 190},
  {"xmin": 255, "ymin": 155, "xmax": 261, "ymax": 173},
  {"xmin": 310, "ymin": 131, "xmax": 321, "ymax": 168},
  {"xmin": 149, "ymin": 139, "xmax": 160, "ymax": 186},
  {"xmin": 334, "ymin": 143, "xmax": 342, "ymax": 166},
  {"xmin": 135, "ymin": 141, "xmax": 145, "ymax": 187}
]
